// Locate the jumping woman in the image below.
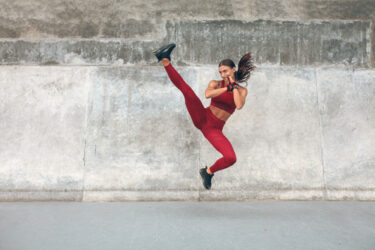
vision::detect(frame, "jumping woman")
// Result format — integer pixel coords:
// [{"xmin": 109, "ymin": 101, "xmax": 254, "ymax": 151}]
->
[{"xmin": 153, "ymin": 43, "xmax": 255, "ymax": 190}]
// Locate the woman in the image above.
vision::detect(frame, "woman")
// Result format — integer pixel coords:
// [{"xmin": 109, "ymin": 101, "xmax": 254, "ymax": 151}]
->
[{"xmin": 153, "ymin": 43, "xmax": 255, "ymax": 190}]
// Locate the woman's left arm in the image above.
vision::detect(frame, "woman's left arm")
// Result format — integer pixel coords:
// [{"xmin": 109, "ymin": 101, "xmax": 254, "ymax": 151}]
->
[{"xmin": 233, "ymin": 87, "xmax": 247, "ymax": 110}]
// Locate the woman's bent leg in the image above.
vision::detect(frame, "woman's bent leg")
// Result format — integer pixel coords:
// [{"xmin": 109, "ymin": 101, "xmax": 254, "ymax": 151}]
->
[
  {"xmin": 164, "ymin": 63, "xmax": 206, "ymax": 129},
  {"xmin": 202, "ymin": 128, "xmax": 237, "ymax": 173}
]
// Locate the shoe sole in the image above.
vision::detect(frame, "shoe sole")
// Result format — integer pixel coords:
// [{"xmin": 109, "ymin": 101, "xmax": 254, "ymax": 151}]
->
[
  {"xmin": 152, "ymin": 43, "xmax": 176, "ymax": 55},
  {"xmin": 152, "ymin": 43, "xmax": 175, "ymax": 54}
]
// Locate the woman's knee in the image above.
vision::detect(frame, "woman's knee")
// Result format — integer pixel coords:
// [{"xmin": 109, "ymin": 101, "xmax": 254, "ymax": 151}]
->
[{"xmin": 224, "ymin": 153, "xmax": 237, "ymax": 165}]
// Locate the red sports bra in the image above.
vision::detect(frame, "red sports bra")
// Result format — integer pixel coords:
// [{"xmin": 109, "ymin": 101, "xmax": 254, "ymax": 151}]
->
[{"xmin": 210, "ymin": 80, "xmax": 236, "ymax": 114}]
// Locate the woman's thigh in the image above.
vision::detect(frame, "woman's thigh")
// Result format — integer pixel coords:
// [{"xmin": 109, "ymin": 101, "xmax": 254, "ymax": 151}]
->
[
  {"xmin": 201, "ymin": 127, "xmax": 236, "ymax": 158},
  {"xmin": 184, "ymin": 94, "xmax": 207, "ymax": 130}
]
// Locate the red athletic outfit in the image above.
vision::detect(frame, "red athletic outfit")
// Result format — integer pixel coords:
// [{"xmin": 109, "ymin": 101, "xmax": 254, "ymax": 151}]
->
[
  {"xmin": 164, "ymin": 63, "xmax": 237, "ymax": 173},
  {"xmin": 210, "ymin": 80, "xmax": 236, "ymax": 114}
]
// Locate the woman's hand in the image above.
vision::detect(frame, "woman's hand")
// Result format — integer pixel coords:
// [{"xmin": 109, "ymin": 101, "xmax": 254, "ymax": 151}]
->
[
  {"xmin": 227, "ymin": 75, "xmax": 235, "ymax": 84},
  {"xmin": 226, "ymin": 76, "xmax": 239, "ymax": 92},
  {"xmin": 227, "ymin": 82, "xmax": 239, "ymax": 92}
]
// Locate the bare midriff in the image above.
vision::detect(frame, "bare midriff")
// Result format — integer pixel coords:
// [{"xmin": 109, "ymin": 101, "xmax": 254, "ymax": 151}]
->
[{"xmin": 209, "ymin": 105, "xmax": 231, "ymax": 122}]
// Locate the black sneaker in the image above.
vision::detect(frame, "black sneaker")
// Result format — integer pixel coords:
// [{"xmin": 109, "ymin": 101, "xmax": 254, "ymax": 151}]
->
[
  {"xmin": 199, "ymin": 166, "xmax": 214, "ymax": 190},
  {"xmin": 152, "ymin": 43, "xmax": 176, "ymax": 62}
]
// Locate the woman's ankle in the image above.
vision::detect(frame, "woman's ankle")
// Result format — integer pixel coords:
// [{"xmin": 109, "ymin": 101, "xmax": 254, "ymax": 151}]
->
[
  {"xmin": 206, "ymin": 168, "xmax": 213, "ymax": 175},
  {"xmin": 161, "ymin": 58, "xmax": 170, "ymax": 67}
]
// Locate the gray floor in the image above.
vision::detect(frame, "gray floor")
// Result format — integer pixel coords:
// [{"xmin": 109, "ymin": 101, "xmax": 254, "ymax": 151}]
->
[{"xmin": 0, "ymin": 201, "xmax": 374, "ymax": 250}]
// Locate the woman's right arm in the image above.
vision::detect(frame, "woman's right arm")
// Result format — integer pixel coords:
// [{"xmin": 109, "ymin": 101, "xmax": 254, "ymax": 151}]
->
[{"xmin": 205, "ymin": 80, "xmax": 227, "ymax": 99}]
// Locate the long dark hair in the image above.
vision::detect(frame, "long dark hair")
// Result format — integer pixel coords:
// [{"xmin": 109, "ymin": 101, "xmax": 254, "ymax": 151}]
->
[{"xmin": 218, "ymin": 52, "xmax": 256, "ymax": 87}]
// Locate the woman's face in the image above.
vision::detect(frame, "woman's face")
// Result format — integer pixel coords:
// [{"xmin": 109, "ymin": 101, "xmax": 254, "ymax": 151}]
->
[{"xmin": 219, "ymin": 65, "xmax": 236, "ymax": 81}]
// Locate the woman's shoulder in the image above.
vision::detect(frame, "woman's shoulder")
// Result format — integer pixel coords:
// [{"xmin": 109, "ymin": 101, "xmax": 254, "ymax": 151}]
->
[
  {"xmin": 237, "ymin": 85, "xmax": 248, "ymax": 95},
  {"xmin": 209, "ymin": 79, "xmax": 223, "ymax": 88}
]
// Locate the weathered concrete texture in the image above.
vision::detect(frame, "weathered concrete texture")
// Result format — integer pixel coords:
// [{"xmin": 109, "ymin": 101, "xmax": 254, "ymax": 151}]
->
[
  {"xmin": 232, "ymin": 0, "xmax": 375, "ymax": 21},
  {"xmin": 0, "ymin": 19, "xmax": 371, "ymax": 67},
  {"xmin": 0, "ymin": 0, "xmax": 232, "ymax": 39},
  {"xmin": 0, "ymin": 66, "xmax": 89, "ymax": 200},
  {"xmin": 0, "ymin": 65, "xmax": 374, "ymax": 201},
  {"xmin": 317, "ymin": 68, "xmax": 375, "ymax": 199},
  {"xmin": 1, "ymin": 0, "xmax": 375, "ymax": 39},
  {"xmin": 372, "ymin": 18, "xmax": 375, "ymax": 67},
  {"xmin": 301, "ymin": 0, "xmax": 375, "ymax": 20},
  {"xmin": 0, "ymin": 16, "xmax": 156, "ymax": 39},
  {"xmin": 0, "ymin": 40, "xmax": 158, "ymax": 65},
  {"xmin": 168, "ymin": 20, "xmax": 370, "ymax": 67},
  {"xmin": 83, "ymin": 66, "xmax": 202, "ymax": 193}
]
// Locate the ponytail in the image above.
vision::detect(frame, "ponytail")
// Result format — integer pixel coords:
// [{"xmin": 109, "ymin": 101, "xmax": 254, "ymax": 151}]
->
[{"xmin": 234, "ymin": 52, "xmax": 256, "ymax": 87}]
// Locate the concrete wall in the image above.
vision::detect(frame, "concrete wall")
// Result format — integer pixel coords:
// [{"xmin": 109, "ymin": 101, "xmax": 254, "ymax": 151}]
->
[{"xmin": 1, "ymin": 0, "xmax": 374, "ymax": 201}]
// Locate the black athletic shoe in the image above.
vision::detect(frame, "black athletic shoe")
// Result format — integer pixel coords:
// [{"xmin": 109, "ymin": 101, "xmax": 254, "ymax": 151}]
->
[
  {"xmin": 199, "ymin": 166, "xmax": 214, "ymax": 190},
  {"xmin": 152, "ymin": 43, "xmax": 176, "ymax": 62}
]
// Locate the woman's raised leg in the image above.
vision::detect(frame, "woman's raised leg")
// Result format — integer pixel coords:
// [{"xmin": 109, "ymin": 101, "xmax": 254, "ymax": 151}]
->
[{"xmin": 163, "ymin": 62, "xmax": 206, "ymax": 130}]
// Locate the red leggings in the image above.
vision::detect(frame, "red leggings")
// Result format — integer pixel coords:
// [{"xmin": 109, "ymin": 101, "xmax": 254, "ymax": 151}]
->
[{"xmin": 164, "ymin": 63, "xmax": 237, "ymax": 173}]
